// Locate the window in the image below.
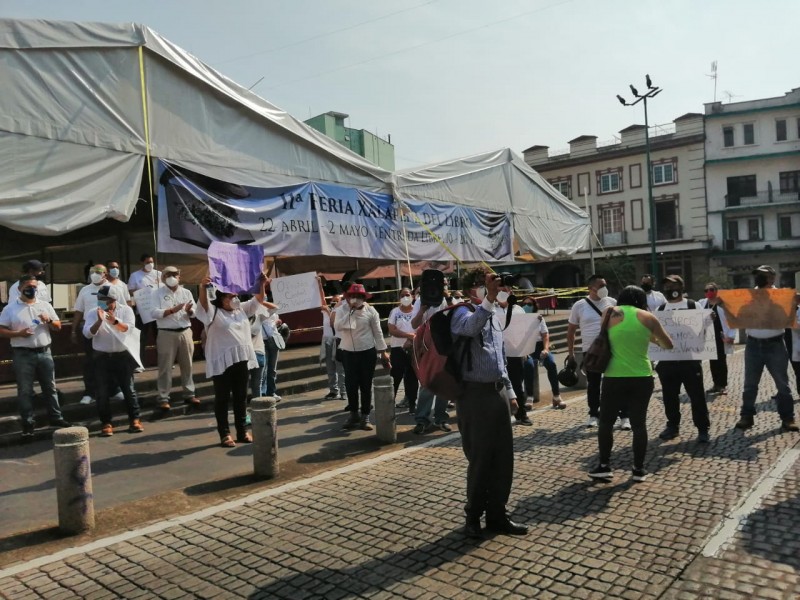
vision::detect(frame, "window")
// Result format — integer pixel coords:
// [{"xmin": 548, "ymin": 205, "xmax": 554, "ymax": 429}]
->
[
  {"xmin": 723, "ymin": 126, "xmax": 734, "ymax": 147},
  {"xmin": 652, "ymin": 163, "xmax": 675, "ymax": 185},
  {"xmin": 600, "ymin": 172, "xmax": 620, "ymax": 193},
  {"xmin": 779, "ymin": 216, "xmax": 793, "ymax": 239},
  {"xmin": 549, "ymin": 179, "xmax": 571, "ymax": 199},
  {"xmin": 747, "ymin": 218, "xmax": 761, "ymax": 241},
  {"xmin": 743, "ymin": 123, "xmax": 755, "ymax": 145},
  {"xmin": 726, "ymin": 174, "xmax": 757, "ymax": 206},
  {"xmin": 655, "ymin": 197, "xmax": 679, "ymax": 240},
  {"xmin": 600, "ymin": 205, "xmax": 623, "ymax": 234},
  {"xmin": 776, "ymin": 119, "xmax": 787, "ymax": 141},
  {"xmin": 779, "ymin": 170, "xmax": 800, "ymax": 193},
  {"xmin": 726, "ymin": 220, "xmax": 739, "ymax": 241}
]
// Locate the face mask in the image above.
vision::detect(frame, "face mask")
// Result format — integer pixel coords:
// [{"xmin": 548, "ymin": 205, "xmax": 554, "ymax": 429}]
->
[
  {"xmin": 21, "ymin": 287, "xmax": 36, "ymax": 299},
  {"xmin": 97, "ymin": 299, "xmax": 108, "ymax": 311},
  {"xmin": 90, "ymin": 272, "xmax": 104, "ymax": 285},
  {"xmin": 497, "ymin": 291, "xmax": 510, "ymax": 303},
  {"xmin": 667, "ymin": 289, "xmax": 681, "ymax": 300},
  {"xmin": 165, "ymin": 276, "xmax": 179, "ymax": 288},
  {"xmin": 705, "ymin": 290, "xmax": 716, "ymax": 300},
  {"xmin": 354, "ymin": 299, "xmax": 365, "ymax": 309},
  {"xmin": 400, "ymin": 296, "xmax": 412, "ymax": 307},
  {"xmin": 475, "ymin": 287, "xmax": 486, "ymax": 301},
  {"xmin": 522, "ymin": 304, "xmax": 533, "ymax": 314},
  {"xmin": 641, "ymin": 283, "xmax": 652, "ymax": 293},
  {"xmin": 143, "ymin": 263, "xmax": 154, "ymax": 273},
  {"xmin": 109, "ymin": 268, "xmax": 120, "ymax": 278},
  {"xmin": 596, "ymin": 286, "xmax": 609, "ymax": 299},
  {"xmin": 229, "ymin": 297, "xmax": 241, "ymax": 310}
]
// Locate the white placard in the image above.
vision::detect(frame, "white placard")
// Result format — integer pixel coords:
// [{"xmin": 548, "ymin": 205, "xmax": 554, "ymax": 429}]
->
[
  {"xmin": 503, "ymin": 313, "xmax": 541, "ymax": 357},
  {"xmin": 133, "ymin": 287, "xmax": 157, "ymax": 324},
  {"xmin": 270, "ymin": 272, "xmax": 321, "ymax": 314},
  {"xmin": 649, "ymin": 309, "xmax": 716, "ymax": 361}
]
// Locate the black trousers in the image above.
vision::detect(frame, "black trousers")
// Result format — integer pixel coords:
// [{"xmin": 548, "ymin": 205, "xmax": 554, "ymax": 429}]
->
[
  {"xmin": 708, "ymin": 337, "xmax": 728, "ymax": 388},
  {"xmin": 341, "ymin": 348, "xmax": 377, "ymax": 415},
  {"xmin": 656, "ymin": 361, "xmax": 710, "ymax": 431},
  {"xmin": 390, "ymin": 346, "xmax": 418, "ymax": 404},
  {"xmin": 506, "ymin": 357, "xmax": 527, "ymax": 419},
  {"xmin": 212, "ymin": 360, "xmax": 249, "ymax": 439},
  {"xmin": 95, "ymin": 351, "xmax": 140, "ymax": 425},
  {"xmin": 456, "ymin": 382, "xmax": 513, "ymax": 522},
  {"xmin": 586, "ymin": 369, "xmax": 627, "ymax": 419},
  {"xmin": 598, "ymin": 377, "xmax": 653, "ymax": 469}
]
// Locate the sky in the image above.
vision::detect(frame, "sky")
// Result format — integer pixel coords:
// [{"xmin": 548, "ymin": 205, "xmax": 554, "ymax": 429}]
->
[{"xmin": 2, "ymin": 0, "xmax": 798, "ymax": 169}]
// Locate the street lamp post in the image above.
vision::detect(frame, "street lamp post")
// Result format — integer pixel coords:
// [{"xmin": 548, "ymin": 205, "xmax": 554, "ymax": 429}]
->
[{"xmin": 617, "ymin": 76, "xmax": 662, "ymax": 278}]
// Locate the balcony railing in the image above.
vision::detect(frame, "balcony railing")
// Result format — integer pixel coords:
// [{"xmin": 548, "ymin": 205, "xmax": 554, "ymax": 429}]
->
[
  {"xmin": 599, "ymin": 231, "xmax": 627, "ymax": 246},
  {"xmin": 725, "ymin": 190, "xmax": 800, "ymax": 207},
  {"xmin": 648, "ymin": 224, "xmax": 683, "ymax": 241}
]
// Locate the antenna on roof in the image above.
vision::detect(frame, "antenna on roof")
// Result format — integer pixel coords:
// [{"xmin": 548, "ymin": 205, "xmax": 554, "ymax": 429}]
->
[
  {"xmin": 722, "ymin": 90, "xmax": 741, "ymax": 103},
  {"xmin": 706, "ymin": 60, "xmax": 718, "ymax": 102}
]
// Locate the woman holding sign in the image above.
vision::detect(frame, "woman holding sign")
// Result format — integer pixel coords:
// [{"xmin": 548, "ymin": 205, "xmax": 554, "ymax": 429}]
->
[{"xmin": 197, "ymin": 274, "xmax": 267, "ymax": 448}]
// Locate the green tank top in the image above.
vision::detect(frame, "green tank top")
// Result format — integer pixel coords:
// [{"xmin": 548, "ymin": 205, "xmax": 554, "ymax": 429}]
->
[{"xmin": 605, "ymin": 305, "xmax": 653, "ymax": 378}]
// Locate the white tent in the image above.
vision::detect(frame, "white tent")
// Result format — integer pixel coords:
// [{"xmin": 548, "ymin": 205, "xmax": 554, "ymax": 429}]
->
[
  {"xmin": 393, "ymin": 148, "xmax": 590, "ymax": 259},
  {"xmin": 0, "ymin": 18, "xmax": 393, "ymax": 236}
]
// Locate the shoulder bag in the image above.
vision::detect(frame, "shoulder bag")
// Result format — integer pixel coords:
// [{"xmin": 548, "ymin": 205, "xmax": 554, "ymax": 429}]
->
[{"xmin": 583, "ymin": 308, "xmax": 613, "ymax": 373}]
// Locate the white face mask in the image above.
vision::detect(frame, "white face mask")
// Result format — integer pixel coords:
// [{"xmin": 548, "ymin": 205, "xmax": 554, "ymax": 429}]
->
[
  {"xmin": 165, "ymin": 276, "xmax": 179, "ymax": 288},
  {"xmin": 400, "ymin": 296, "xmax": 413, "ymax": 307},
  {"xmin": 229, "ymin": 297, "xmax": 241, "ymax": 310},
  {"xmin": 596, "ymin": 286, "xmax": 609, "ymax": 299},
  {"xmin": 497, "ymin": 290, "xmax": 510, "ymax": 303},
  {"xmin": 109, "ymin": 268, "xmax": 120, "ymax": 279},
  {"xmin": 350, "ymin": 297, "xmax": 365, "ymax": 308},
  {"xmin": 474, "ymin": 287, "xmax": 486, "ymax": 301},
  {"xmin": 143, "ymin": 263, "xmax": 154, "ymax": 273},
  {"xmin": 90, "ymin": 272, "xmax": 104, "ymax": 285}
]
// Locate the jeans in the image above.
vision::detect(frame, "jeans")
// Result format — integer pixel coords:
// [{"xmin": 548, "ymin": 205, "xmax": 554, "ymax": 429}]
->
[
  {"xmin": 415, "ymin": 386, "xmax": 448, "ymax": 425},
  {"xmin": 260, "ymin": 337, "xmax": 281, "ymax": 396},
  {"xmin": 523, "ymin": 353, "xmax": 561, "ymax": 397},
  {"xmin": 323, "ymin": 337, "xmax": 345, "ymax": 394},
  {"xmin": 598, "ymin": 376, "xmax": 653, "ymax": 469},
  {"xmin": 656, "ymin": 361, "xmax": 710, "ymax": 432},
  {"xmin": 213, "ymin": 360, "xmax": 249, "ymax": 439},
  {"xmin": 741, "ymin": 336, "xmax": 794, "ymax": 420},
  {"xmin": 82, "ymin": 335, "xmax": 97, "ymax": 398},
  {"xmin": 12, "ymin": 347, "xmax": 63, "ymax": 425},
  {"xmin": 94, "ymin": 351, "xmax": 140, "ymax": 425},
  {"xmin": 341, "ymin": 347, "xmax": 377, "ymax": 415},
  {"xmin": 390, "ymin": 346, "xmax": 418, "ymax": 404},
  {"xmin": 249, "ymin": 351, "xmax": 266, "ymax": 399}
]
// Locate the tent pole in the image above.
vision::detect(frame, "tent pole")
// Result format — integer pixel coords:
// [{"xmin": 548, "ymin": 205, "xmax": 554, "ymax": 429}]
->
[{"xmin": 394, "ymin": 261, "xmax": 402, "ymax": 291}]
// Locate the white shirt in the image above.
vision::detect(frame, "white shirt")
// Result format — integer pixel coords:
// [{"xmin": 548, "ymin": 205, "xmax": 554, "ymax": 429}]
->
[
  {"xmin": 388, "ymin": 305, "xmax": 418, "ymax": 347},
  {"xmin": 250, "ymin": 304, "xmax": 271, "ymax": 354},
  {"xmin": 0, "ymin": 298, "xmax": 59, "ymax": 348},
  {"xmin": 8, "ymin": 280, "xmax": 51, "ymax": 304},
  {"xmin": 658, "ymin": 299, "xmax": 692, "ymax": 311},
  {"xmin": 74, "ymin": 282, "xmax": 106, "ymax": 314},
  {"xmin": 645, "ymin": 290, "xmax": 667, "ymax": 312},
  {"xmin": 335, "ymin": 303, "xmax": 388, "ymax": 352},
  {"xmin": 196, "ymin": 299, "xmax": 260, "ymax": 378},
  {"xmin": 697, "ymin": 298, "xmax": 736, "ymax": 340},
  {"xmin": 495, "ymin": 303, "xmax": 523, "ymax": 332},
  {"xmin": 127, "ymin": 268, "xmax": 162, "ymax": 293},
  {"xmin": 321, "ymin": 310, "xmax": 334, "ymax": 339},
  {"xmin": 83, "ymin": 303, "xmax": 136, "ymax": 353},
  {"xmin": 105, "ymin": 278, "xmax": 132, "ymax": 303},
  {"xmin": 569, "ymin": 296, "xmax": 617, "ymax": 351},
  {"xmin": 151, "ymin": 285, "xmax": 195, "ymax": 329}
]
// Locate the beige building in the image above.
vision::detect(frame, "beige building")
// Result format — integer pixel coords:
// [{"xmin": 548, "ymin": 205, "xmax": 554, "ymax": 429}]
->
[{"xmin": 523, "ymin": 113, "xmax": 710, "ymax": 295}]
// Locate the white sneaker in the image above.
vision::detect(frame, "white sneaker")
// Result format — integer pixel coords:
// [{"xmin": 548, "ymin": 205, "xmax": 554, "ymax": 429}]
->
[
  {"xmin": 273, "ymin": 394, "xmax": 282, "ymax": 402},
  {"xmin": 586, "ymin": 416, "xmax": 598, "ymax": 428},
  {"xmin": 110, "ymin": 391, "xmax": 125, "ymax": 401},
  {"xmin": 620, "ymin": 418, "xmax": 632, "ymax": 431},
  {"xmin": 614, "ymin": 417, "xmax": 621, "ymax": 429},
  {"xmin": 79, "ymin": 395, "xmax": 94, "ymax": 405}
]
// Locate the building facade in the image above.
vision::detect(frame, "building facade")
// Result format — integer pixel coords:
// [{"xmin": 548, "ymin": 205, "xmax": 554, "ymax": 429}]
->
[
  {"xmin": 304, "ymin": 111, "xmax": 395, "ymax": 170},
  {"xmin": 524, "ymin": 113, "xmax": 710, "ymax": 295},
  {"xmin": 704, "ymin": 87, "xmax": 800, "ymax": 288}
]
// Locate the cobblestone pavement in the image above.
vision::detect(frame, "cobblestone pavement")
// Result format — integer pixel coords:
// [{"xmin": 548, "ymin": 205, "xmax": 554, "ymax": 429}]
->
[{"xmin": 2, "ymin": 349, "xmax": 799, "ymax": 599}]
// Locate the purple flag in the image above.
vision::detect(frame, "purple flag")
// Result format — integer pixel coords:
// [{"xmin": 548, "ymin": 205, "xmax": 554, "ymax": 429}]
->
[{"xmin": 207, "ymin": 241, "xmax": 264, "ymax": 294}]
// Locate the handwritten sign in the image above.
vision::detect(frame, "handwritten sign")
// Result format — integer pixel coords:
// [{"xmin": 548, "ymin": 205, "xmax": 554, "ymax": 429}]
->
[
  {"xmin": 717, "ymin": 288, "xmax": 797, "ymax": 329},
  {"xmin": 503, "ymin": 313, "xmax": 541, "ymax": 358},
  {"xmin": 208, "ymin": 241, "xmax": 264, "ymax": 294},
  {"xmin": 649, "ymin": 309, "xmax": 716, "ymax": 361},
  {"xmin": 133, "ymin": 288, "xmax": 156, "ymax": 324},
  {"xmin": 270, "ymin": 272, "xmax": 321, "ymax": 314}
]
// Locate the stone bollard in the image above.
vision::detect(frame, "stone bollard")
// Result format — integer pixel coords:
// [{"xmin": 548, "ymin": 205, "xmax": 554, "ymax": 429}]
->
[
  {"xmin": 251, "ymin": 397, "xmax": 278, "ymax": 479},
  {"xmin": 373, "ymin": 375, "xmax": 396, "ymax": 444},
  {"xmin": 53, "ymin": 426, "xmax": 95, "ymax": 535}
]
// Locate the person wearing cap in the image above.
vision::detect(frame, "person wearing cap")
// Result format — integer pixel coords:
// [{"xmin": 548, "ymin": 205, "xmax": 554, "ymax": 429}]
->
[
  {"xmin": 654, "ymin": 275, "xmax": 712, "ymax": 444},
  {"xmin": 336, "ymin": 283, "xmax": 389, "ymax": 431},
  {"xmin": 8, "ymin": 260, "xmax": 52, "ymax": 304},
  {"xmin": 151, "ymin": 267, "xmax": 199, "ymax": 411},
  {"xmin": 697, "ymin": 282, "xmax": 735, "ymax": 395},
  {"xmin": 640, "ymin": 274, "xmax": 666, "ymax": 313},
  {"xmin": 0, "ymin": 274, "xmax": 70, "ymax": 438},
  {"xmin": 83, "ymin": 285, "xmax": 143, "ymax": 436},
  {"xmin": 734, "ymin": 265, "xmax": 798, "ymax": 432}
]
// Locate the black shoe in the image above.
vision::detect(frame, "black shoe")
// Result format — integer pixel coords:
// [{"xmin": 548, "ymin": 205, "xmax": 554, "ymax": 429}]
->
[
  {"xmin": 49, "ymin": 418, "xmax": 72, "ymax": 428},
  {"xmin": 658, "ymin": 427, "xmax": 679, "ymax": 440},
  {"xmin": 21, "ymin": 422, "xmax": 35, "ymax": 438},
  {"xmin": 408, "ymin": 404, "xmax": 416, "ymax": 415},
  {"xmin": 342, "ymin": 413, "xmax": 360, "ymax": 430},
  {"xmin": 342, "ymin": 405, "xmax": 352, "ymax": 412},
  {"xmin": 413, "ymin": 423, "xmax": 426, "ymax": 435},
  {"xmin": 781, "ymin": 419, "xmax": 799, "ymax": 432},
  {"xmin": 631, "ymin": 468, "xmax": 648, "ymax": 482},
  {"xmin": 485, "ymin": 518, "xmax": 529, "ymax": 535},
  {"xmin": 697, "ymin": 430, "xmax": 710, "ymax": 443},
  {"xmin": 434, "ymin": 422, "xmax": 452, "ymax": 432},
  {"xmin": 463, "ymin": 521, "xmax": 484, "ymax": 539},
  {"xmin": 735, "ymin": 416, "xmax": 754, "ymax": 430},
  {"xmin": 588, "ymin": 463, "xmax": 613, "ymax": 479},
  {"xmin": 515, "ymin": 416, "xmax": 533, "ymax": 426}
]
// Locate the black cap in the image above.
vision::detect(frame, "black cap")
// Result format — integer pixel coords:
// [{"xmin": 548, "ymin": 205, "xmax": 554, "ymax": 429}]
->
[
  {"xmin": 23, "ymin": 259, "xmax": 48, "ymax": 271},
  {"xmin": 662, "ymin": 274, "xmax": 684, "ymax": 287},
  {"xmin": 93, "ymin": 285, "xmax": 120, "ymax": 301},
  {"xmin": 752, "ymin": 265, "xmax": 776, "ymax": 275}
]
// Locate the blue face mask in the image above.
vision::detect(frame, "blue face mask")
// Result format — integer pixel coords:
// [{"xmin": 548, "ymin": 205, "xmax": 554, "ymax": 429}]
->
[
  {"xmin": 97, "ymin": 299, "xmax": 108, "ymax": 311},
  {"xmin": 522, "ymin": 304, "xmax": 534, "ymax": 314},
  {"xmin": 109, "ymin": 268, "xmax": 120, "ymax": 278}
]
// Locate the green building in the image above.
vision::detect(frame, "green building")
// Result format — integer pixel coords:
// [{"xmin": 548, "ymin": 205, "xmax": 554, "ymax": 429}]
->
[{"xmin": 304, "ymin": 111, "xmax": 395, "ymax": 171}]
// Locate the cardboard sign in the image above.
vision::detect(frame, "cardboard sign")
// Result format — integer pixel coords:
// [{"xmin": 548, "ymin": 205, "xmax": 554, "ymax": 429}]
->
[
  {"xmin": 133, "ymin": 287, "xmax": 156, "ymax": 324},
  {"xmin": 717, "ymin": 288, "xmax": 797, "ymax": 329},
  {"xmin": 270, "ymin": 272, "xmax": 321, "ymax": 314},
  {"xmin": 503, "ymin": 313, "xmax": 541, "ymax": 358},
  {"xmin": 649, "ymin": 309, "xmax": 716, "ymax": 361}
]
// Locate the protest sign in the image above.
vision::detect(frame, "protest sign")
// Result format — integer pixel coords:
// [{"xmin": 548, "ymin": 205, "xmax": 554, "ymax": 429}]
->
[
  {"xmin": 133, "ymin": 287, "xmax": 157, "ymax": 324},
  {"xmin": 717, "ymin": 288, "xmax": 797, "ymax": 329},
  {"xmin": 649, "ymin": 309, "xmax": 716, "ymax": 361},
  {"xmin": 270, "ymin": 272, "xmax": 320, "ymax": 314},
  {"xmin": 503, "ymin": 313, "xmax": 541, "ymax": 357},
  {"xmin": 207, "ymin": 241, "xmax": 264, "ymax": 294}
]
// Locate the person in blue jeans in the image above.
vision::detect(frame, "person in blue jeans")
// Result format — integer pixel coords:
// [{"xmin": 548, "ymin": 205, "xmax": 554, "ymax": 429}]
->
[
  {"xmin": 410, "ymin": 297, "xmax": 451, "ymax": 434},
  {"xmin": 521, "ymin": 299, "xmax": 566, "ymax": 410},
  {"xmin": 260, "ymin": 304, "xmax": 284, "ymax": 400}
]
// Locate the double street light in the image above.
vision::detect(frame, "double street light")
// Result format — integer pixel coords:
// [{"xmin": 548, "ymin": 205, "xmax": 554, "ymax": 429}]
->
[{"xmin": 617, "ymin": 75, "xmax": 662, "ymax": 279}]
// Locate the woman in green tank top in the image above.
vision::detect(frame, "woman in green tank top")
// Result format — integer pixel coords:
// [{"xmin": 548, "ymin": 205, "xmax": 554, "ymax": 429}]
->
[{"xmin": 588, "ymin": 286, "xmax": 673, "ymax": 483}]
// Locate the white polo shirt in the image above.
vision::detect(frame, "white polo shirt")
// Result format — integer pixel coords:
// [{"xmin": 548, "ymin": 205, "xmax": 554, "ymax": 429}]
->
[
  {"xmin": 0, "ymin": 299, "xmax": 59, "ymax": 348},
  {"xmin": 151, "ymin": 285, "xmax": 195, "ymax": 329},
  {"xmin": 569, "ymin": 296, "xmax": 617, "ymax": 351},
  {"xmin": 83, "ymin": 303, "xmax": 136, "ymax": 353}
]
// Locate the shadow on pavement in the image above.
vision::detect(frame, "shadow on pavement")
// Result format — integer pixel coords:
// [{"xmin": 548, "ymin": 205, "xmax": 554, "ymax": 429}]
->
[
  {"xmin": 741, "ymin": 495, "xmax": 800, "ymax": 570},
  {"xmin": 184, "ymin": 474, "xmax": 261, "ymax": 497},
  {"xmin": 516, "ymin": 479, "xmax": 628, "ymax": 525}
]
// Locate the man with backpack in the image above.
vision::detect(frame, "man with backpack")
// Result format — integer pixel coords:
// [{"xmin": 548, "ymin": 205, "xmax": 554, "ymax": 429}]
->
[
  {"xmin": 654, "ymin": 275, "xmax": 711, "ymax": 443},
  {"xmin": 450, "ymin": 270, "xmax": 528, "ymax": 539}
]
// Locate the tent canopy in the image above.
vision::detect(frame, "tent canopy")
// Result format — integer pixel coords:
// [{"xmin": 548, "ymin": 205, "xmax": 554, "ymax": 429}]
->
[{"xmin": 393, "ymin": 148, "xmax": 590, "ymax": 259}]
